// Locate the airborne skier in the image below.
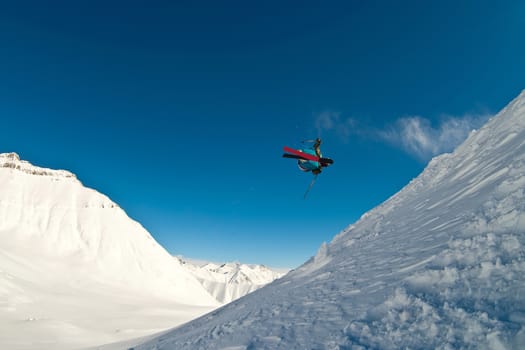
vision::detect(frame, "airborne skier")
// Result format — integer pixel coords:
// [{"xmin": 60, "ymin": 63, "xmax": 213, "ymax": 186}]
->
[{"xmin": 282, "ymin": 138, "xmax": 334, "ymax": 197}]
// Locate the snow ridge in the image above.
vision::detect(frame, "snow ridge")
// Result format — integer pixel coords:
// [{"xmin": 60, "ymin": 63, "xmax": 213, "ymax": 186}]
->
[{"xmin": 134, "ymin": 89, "xmax": 525, "ymax": 349}]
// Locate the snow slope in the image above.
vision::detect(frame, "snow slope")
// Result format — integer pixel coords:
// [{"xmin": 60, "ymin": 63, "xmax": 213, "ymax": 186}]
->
[
  {"xmin": 134, "ymin": 90, "xmax": 525, "ymax": 349},
  {"xmin": 180, "ymin": 259, "xmax": 286, "ymax": 304},
  {"xmin": 0, "ymin": 153, "xmax": 219, "ymax": 349}
]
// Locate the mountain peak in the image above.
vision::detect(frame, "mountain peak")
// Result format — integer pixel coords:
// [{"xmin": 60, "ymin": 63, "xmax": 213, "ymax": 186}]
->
[
  {"xmin": 1, "ymin": 152, "xmax": 20, "ymax": 161},
  {"xmin": 0, "ymin": 152, "xmax": 220, "ymax": 304},
  {"xmin": 0, "ymin": 152, "xmax": 77, "ymax": 180}
]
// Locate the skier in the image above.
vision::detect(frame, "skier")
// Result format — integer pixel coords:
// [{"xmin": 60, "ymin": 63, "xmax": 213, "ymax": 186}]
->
[{"xmin": 282, "ymin": 139, "xmax": 333, "ymax": 198}]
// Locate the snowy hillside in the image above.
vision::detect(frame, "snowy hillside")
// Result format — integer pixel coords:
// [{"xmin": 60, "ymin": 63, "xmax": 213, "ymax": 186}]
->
[
  {"xmin": 0, "ymin": 154, "xmax": 219, "ymax": 350},
  {"xmin": 179, "ymin": 258, "xmax": 286, "ymax": 304},
  {"xmin": 134, "ymin": 91, "xmax": 525, "ymax": 350}
]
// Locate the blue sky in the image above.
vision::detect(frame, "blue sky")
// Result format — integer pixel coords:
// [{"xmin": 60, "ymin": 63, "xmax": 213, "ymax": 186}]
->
[{"xmin": 1, "ymin": 1, "xmax": 524, "ymax": 268}]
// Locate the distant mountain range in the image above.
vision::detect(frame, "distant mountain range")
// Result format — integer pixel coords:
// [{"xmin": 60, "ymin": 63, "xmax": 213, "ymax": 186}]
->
[{"xmin": 178, "ymin": 258, "xmax": 286, "ymax": 304}]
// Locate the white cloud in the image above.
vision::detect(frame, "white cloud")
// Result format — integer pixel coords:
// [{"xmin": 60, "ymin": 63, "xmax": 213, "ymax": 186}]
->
[
  {"xmin": 315, "ymin": 111, "xmax": 357, "ymax": 141},
  {"xmin": 379, "ymin": 114, "xmax": 491, "ymax": 161},
  {"xmin": 313, "ymin": 110, "xmax": 491, "ymax": 162}
]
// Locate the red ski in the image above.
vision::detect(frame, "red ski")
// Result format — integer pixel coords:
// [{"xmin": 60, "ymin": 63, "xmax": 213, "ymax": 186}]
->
[{"xmin": 283, "ymin": 146, "xmax": 334, "ymax": 165}]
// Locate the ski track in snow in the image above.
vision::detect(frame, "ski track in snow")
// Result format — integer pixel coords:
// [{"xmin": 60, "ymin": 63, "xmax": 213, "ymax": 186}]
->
[{"xmin": 132, "ymin": 91, "xmax": 525, "ymax": 349}]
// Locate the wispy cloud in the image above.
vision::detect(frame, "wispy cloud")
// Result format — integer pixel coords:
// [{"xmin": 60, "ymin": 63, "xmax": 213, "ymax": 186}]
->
[
  {"xmin": 314, "ymin": 111, "xmax": 357, "ymax": 141},
  {"xmin": 314, "ymin": 110, "xmax": 491, "ymax": 161},
  {"xmin": 378, "ymin": 114, "xmax": 491, "ymax": 161}
]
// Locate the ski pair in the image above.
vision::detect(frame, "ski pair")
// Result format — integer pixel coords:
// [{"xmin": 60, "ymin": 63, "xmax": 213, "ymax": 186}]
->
[{"xmin": 282, "ymin": 146, "xmax": 334, "ymax": 166}]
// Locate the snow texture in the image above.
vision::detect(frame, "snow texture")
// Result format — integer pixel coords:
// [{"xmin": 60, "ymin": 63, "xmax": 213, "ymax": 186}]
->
[{"xmin": 134, "ymin": 90, "xmax": 525, "ymax": 349}]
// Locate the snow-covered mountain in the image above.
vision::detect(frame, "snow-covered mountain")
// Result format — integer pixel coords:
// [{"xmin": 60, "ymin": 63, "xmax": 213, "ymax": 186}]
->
[
  {"xmin": 134, "ymin": 91, "xmax": 525, "ymax": 349},
  {"xmin": 179, "ymin": 258, "xmax": 286, "ymax": 304},
  {"xmin": 0, "ymin": 154, "xmax": 219, "ymax": 349}
]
